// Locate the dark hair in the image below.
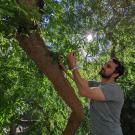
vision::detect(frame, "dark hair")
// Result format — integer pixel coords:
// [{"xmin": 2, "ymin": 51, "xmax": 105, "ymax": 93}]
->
[{"xmin": 112, "ymin": 58, "xmax": 125, "ymax": 80}]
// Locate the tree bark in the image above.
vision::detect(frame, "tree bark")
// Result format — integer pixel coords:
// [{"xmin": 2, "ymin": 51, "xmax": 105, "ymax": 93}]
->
[
  {"xmin": 16, "ymin": 32, "xmax": 84, "ymax": 134},
  {"xmin": 9, "ymin": 124, "xmax": 16, "ymax": 135}
]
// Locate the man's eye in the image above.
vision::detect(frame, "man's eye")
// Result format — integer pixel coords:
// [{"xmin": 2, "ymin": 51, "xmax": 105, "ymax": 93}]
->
[{"xmin": 107, "ymin": 64, "xmax": 111, "ymax": 68}]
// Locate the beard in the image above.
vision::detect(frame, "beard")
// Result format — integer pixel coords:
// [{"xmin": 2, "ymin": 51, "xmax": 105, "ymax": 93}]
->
[{"xmin": 99, "ymin": 69, "xmax": 112, "ymax": 79}]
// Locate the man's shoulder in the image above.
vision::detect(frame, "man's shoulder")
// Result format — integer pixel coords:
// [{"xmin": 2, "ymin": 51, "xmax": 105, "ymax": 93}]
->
[
  {"xmin": 99, "ymin": 82, "xmax": 124, "ymax": 102},
  {"xmin": 111, "ymin": 82, "xmax": 123, "ymax": 92},
  {"xmin": 88, "ymin": 80, "xmax": 100, "ymax": 87},
  {"xmin": 101, "ymin": 82, "xmax": 122, "ymax": 90}
]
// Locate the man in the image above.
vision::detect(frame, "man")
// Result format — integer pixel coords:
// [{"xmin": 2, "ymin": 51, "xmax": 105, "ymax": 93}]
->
[{"xmin": 66, "ymin": 52, "xmax": 125, "ymax": 135}]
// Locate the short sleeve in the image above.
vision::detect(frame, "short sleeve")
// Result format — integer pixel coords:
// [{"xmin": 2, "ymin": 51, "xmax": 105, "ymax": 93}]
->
[
  {"xmin": 99, "ymin": 84, "xmax": 120, "ymax": 101},
  {"xmin": 88, "ymin": 80, "xmax": 100, "ymax": 87}
]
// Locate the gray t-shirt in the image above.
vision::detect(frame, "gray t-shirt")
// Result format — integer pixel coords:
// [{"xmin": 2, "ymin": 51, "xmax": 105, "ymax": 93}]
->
[{"xmin": 88, "ymin": 80, "xmax": 124, "ymax": 135}]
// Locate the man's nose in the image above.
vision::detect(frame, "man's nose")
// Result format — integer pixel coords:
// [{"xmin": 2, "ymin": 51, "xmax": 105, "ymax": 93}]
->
[{"xmin": 101, "ymin": 67, "xmax": 105, "ymax": 71}]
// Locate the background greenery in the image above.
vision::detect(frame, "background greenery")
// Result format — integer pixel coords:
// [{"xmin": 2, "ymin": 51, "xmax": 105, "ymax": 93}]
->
[{"xmin": 0, "ymin": 0, "xmax": 135, "ymax": 134}]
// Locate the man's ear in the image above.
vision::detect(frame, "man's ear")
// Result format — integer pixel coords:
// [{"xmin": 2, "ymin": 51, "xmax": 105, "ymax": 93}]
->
[{"xmin": 112, "ymin": 73, "xmax": 119, "ymax": 79}]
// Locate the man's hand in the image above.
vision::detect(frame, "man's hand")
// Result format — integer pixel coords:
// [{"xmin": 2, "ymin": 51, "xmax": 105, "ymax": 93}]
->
[
  {"xmin": 58, "ymin": 55, "xmax": 74, "ymax": 80},
  {"xmin": 67, "ymin": 52, "xmax": 77, "ymax": 69},
  {"xmin": 58, "ymin": 55, "xmax": 65, "ymax": 71}
]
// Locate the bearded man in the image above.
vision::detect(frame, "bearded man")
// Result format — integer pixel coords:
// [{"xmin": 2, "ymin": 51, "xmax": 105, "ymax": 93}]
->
[{"xmin": 66, "ymin": 52, "xmax": 125, "ymax": 135}]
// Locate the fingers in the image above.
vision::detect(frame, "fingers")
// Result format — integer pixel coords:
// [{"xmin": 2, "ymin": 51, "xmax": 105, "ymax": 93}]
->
[
  {"xmin": 58, "ymin": 55, "xmax": 65, "ymax": 69},
  {"xmin": 68, "ymin": 52, "xmax": 76, "ymax": 58},
  {"xmin": 70, "ymin": 52, "xmax": 75, "ymax": 56}
]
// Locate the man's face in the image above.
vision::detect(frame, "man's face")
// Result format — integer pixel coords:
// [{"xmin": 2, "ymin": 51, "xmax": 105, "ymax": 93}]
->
[{"xmin": 99, "ymin": 59, "xmax": 118, "ymax": 79}]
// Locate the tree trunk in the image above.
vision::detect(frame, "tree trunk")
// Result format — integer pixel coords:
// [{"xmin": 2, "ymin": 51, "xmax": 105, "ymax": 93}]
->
[
  {"xmin": 16, "ymin": 32, "xmax": 84, "ymax": 134},
  {"xmin": 9, "ymin": 124, "xmax": 16, "ymax": 135}
]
